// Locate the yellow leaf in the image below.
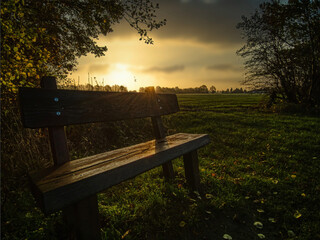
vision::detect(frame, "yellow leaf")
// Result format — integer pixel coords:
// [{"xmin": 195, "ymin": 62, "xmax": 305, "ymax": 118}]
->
[
  {"xmin": 294, "ymin": 211, "xmax": 302, "ymax": 219},
  {"xmin": 254, "ymin": 221, "xmax": 263, "ymax": 229},
  {"xmin": 179, "ymin": 221, "xmax": 186, "ymax": 227},
  {"xmin": 223, "ymin": 234, "xmax": 232, "ymax": 240},
  {"xmin": 26, "ymin": 63, "xmax": 33, "ymax": 68},
  {"xmin": 205, "ymin": 193, "xmax": 214, "ymax": 199},
  {"xmin": 121, "ymin": 230, "xmax": 130, "ymax": 239}
]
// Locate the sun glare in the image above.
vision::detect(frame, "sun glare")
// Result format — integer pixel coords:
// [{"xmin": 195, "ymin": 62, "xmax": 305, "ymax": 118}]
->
[{"xmin": 105, "ymin": 63, "xmax": 136, "ymax": 90}]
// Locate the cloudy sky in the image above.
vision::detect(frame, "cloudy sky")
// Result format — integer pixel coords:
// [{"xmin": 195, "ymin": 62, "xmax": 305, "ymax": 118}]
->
[{"xmin": 70, "ymin": 0, "xmax": 264, "ymax": 91}]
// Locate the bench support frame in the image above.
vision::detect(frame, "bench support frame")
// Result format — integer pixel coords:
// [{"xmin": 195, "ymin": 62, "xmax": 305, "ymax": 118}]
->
[{"xmin": 27, "ymin": 76, "xmax": 206, "ymax": 239}]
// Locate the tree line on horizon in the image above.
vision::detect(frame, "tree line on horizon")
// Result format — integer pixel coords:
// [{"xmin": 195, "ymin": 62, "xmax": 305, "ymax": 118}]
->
[{"xmin": 60, "ymin": 82, "xmax": 255, "ymax": 94}]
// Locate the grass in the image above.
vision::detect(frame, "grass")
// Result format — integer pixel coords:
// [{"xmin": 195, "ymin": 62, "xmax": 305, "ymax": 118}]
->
[{"xmin": 2, "ymin": 94, "xmax": 320, "ymax": 239}]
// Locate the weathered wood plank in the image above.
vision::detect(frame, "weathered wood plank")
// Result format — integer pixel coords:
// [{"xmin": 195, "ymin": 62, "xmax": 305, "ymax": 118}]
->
[
  {"xmin": 29, "ymin": 133, "xmax": 210, "ymax": 214},
  {"xmin": 19, "ymin": 87, "xmax": 179, "ymax": 128}
]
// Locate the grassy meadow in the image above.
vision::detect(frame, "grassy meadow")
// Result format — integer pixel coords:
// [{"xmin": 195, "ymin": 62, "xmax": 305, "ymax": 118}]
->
[{"xmin": 2, "ymin": 94, "xmax": 320, "ymax": 240}]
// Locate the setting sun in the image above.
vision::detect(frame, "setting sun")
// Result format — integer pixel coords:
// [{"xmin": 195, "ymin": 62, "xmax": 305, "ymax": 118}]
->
[{"xmin": 105, "ymin": 63, "xmax": 134, "ymax": 88}]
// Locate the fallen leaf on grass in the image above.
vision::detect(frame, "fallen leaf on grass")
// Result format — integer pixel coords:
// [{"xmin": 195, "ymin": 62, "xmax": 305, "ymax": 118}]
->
[
  {"xmin": 294, "ymin": 210, "xmax": 302, "ymax": 219},
  {"xmin": 223, "ymin": 234, "xmax": 232, "ymax": 240},
  {"xmin": 254, "ymin": 221, "xmax": 263, "ymax": 229},
  {"xmin": 179, "ymin": 221, "xmax": 186, "ymax": 227},
  {"xmin": 257, "ymin": 209, "xmax": 265, "ymax": 213},
  {"xmin": 205, "ymin": 193, "xmax": 214, "ymax": 199},
  {"xmin": 268, "ymin": 217, "xmax": 276, "ymax": 223},
  {"xmin": 291, "ymin": 175, "xmax": 297, "ymax": 178},
  {"xmin": 288, "ymin": 230, "xmax": 295, "ymax": 237},
  {"xmin": 257, "ymin": 233, "xmax": 265, "ymax": 239},
  {"xmin": 121, "ymin": 230, "xmax": 130, "ymax": 239},
  {"xmin": 301, "ymin": 193, "xmax": 306, "ymax": 197}
]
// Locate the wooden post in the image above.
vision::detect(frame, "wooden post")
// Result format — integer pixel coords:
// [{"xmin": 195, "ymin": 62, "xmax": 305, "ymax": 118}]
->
[
  {"xmin": 40, "ymin": 76, "xmax": 70, "ymax": 165},
  {"xmin": 146, "ymin": 87, "xmax": 175, "ymax": 180},
  {"xmin": 41, "ymin": 76, "xmax": 101, "ymax": 240},
  {"xmin": 183, "ymin": 151, "xmax": 201, "ymax": 192}
]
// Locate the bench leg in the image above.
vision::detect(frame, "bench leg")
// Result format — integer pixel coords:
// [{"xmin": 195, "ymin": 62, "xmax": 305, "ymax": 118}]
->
[
  {"xmin": 63, "ymin": 194, "xmax": 101, "ymax": 240},
  {"xmin": 162, "ymin": 161, "xmax": 175, "ymax": 180},
  {"xmin": 183, "ymin": 150, "xmax": 201, "ymax": 192}
]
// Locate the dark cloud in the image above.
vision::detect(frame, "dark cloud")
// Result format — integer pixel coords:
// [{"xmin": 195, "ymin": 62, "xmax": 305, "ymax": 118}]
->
[
  {"xmin": 145, "ymin": 65, "xmax": 185, "ymax": 73},
  {"xmin": 110, "ymin": 0, "xmax": 264, "ymax": 46},
  {"xmin": 153, "ymin": 0, "xmax": 264, "ymax": 46},
  {"xmin": 206, "ymin": 63, "xmax": 240, "ymax": 71}
]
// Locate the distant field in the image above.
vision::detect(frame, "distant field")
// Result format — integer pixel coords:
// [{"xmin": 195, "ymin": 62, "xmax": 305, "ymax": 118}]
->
[{"xmin": 2, "ymin": 94, "xmax": 320, "ymax": 240}]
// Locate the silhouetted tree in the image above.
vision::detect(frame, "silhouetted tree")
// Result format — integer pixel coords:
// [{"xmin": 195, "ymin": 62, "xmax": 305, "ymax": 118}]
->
[
  {"xmin": 209, "ymin": 85, "xmax": 216, "ymax": 93},
  {"xmin": 237, "ymin": 0, "xmax": 320, "ymax": 107}
]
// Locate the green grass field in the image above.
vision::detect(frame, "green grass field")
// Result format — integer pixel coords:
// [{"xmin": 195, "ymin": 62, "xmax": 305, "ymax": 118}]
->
[{"xmin": 2, "ymin": 94, "xmax": 320, "ymax": 240}]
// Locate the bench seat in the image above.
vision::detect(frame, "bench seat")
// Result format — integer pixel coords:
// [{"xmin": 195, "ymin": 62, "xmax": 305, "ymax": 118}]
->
[{"xmin": 30, "ymin": 133, "xmax": 210, "ymax": 214}]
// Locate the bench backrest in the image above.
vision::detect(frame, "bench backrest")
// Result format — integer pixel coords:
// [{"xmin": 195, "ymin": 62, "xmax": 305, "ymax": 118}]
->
[
  {"xmin": 19, "ymin": 76, "xmax": 178, "ymax": 177},
  {"xmin": 19, "ymin": 80, "xmax": 179, "ymax": 129}
]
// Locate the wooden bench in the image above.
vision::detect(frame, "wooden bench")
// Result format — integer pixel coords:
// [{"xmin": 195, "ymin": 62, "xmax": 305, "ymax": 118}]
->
[{"xmin": 19, "ymin": 76, "xmax": 210, "ymax": 239}]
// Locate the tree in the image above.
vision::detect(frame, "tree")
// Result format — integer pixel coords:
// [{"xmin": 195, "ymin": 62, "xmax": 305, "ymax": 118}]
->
[
  {"xmin": 237, "ymin": 0, "xmax": 320, "ymax": 107},
  {"xmin": 209, "ymin": 85, "xmax": 216, "ymax": 93},
  {"xmin": 1, "ymin": 0, "xmax": 166, "ymax": 100}
]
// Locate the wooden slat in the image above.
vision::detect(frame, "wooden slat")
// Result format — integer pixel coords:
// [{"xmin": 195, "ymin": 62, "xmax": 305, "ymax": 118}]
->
[
  {"xmin": 19, "ymin": 88, "xmax": 179, "ymax": 128},
  {"xmin": 29, "ymin": 133, "xmax": 210, "ymax": 214}
]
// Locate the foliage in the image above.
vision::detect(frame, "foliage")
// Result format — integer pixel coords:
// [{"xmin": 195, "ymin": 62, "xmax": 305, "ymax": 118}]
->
[
  {"xmin": 1, "ymin": 0, "xmax": 52, "ymax": 100},
  {"xmin": 0, "ymin": 0, "xmax": 166, "ymax": 99},
  {"xmin": 2, "ymin": 94, "xmax": 320, "ymax": 239},
  {"xmin": 237, "ymin": 0, "xmax": 320, "ymax": 107}
]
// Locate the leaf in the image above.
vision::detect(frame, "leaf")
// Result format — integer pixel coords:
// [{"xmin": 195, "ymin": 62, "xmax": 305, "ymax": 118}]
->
[
  {"xmin": 179, "ymin": 221, "xmax": 186, "ymax": 227},
  {"xmin": 301, "ymin": 193, "xmax": 306, "ymax": 197},
  {"xmin": 121, "ymin": 230, "xmax": 130, "ymax": 239},
  {"xmin": 205, "ymin": 193, "xmax": 214, "ymax": 199},
  {"xmin": 254, "ymin": 221, "xmax": 263, "ymax": 229},
  {"xmin": 257, "ymin": 209, "xmax": 265, "ymax": 213},
  {"xmin": 257, "ymin": 233, "xmax": 265, "ymax": 239},
  {"xmin": 288, "ymin": 230, "xmax": 295, "ymax": 237},
  {"xmin": 223, "ymin": 234, "xmax": 232, "ymax": 240},
  {"xmin": 268, "ymin": 217, "xmax": 276, "ymax": 223},
  {"xmin": 294, "ymin": 210, "xmax": 302, "ymax": 219}
]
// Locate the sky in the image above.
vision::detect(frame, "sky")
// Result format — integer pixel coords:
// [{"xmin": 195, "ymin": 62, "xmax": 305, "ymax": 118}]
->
[{"xmin": 69, "ymin": 0, "xmax": 265, "ymax": 91}]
